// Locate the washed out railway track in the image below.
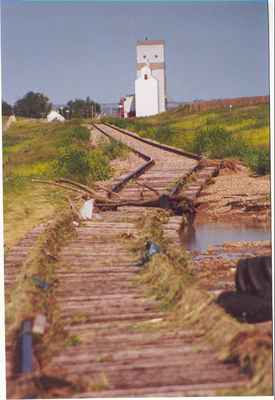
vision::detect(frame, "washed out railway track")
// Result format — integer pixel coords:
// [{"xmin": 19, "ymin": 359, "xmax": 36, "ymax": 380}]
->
[{"xmin": 5, "ymin": 123, "xmax": 252, "ymax": 398}]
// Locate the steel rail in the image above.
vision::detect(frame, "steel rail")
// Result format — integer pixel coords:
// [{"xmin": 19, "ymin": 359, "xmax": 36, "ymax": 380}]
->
[
  {"xmin": 93, "ymin": 122, "xmax": 201, "ymax": 197},
  {"xmin": 112, "ymin": 159, "xmax": 155, "ymax": 192},
  {"xmin": 92, "ymin": 122, "xmax": 203, "ymax": 215},
  {"xmin": 103, "ymin": 122, "xmax": 202, "ymax": 161},
  {"xmin": 92, "ymin": 123, "xmax": 151, "ymax": 162},
  {"xmin": 92, "ymin": 123, "xmax": 155, "ymax": 193},
  {"xmin": 9, "ymin": 123, "xmax": 206, "ymax": 397}
]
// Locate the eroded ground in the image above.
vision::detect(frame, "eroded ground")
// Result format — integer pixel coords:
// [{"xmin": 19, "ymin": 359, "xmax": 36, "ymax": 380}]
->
[
  {"xmin": 195, "ymin": 163, "xmax": 270, "ymax": 226},
  {"xmin": 184, "ymin": 164, "xmax": 271, "ymax": 292}
]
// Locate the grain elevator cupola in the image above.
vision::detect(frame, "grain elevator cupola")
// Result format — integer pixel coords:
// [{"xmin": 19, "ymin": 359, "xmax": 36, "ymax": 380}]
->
[{"xmin": 135, "ymin": 39, "xmax": 167, "ymax": 117}]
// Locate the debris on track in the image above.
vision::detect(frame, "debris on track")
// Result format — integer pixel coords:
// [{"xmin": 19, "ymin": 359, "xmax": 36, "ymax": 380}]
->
[
  {"xmin": 24, "ymin": 208, "xmax": 248, "ymax": 398},
  {"xmin": 4, "ymin": 122, "xmax": 272, "ymax": 397}
]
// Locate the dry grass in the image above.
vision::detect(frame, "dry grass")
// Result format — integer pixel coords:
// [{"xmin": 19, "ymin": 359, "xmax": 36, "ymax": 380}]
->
[
  {"xmin": 3, "ymin": 119, "xmax": 77, "ymax": 248},
  {"xmin": 171, "ymin": 288, "xmax": 272, "ymax": 393},
  {"xmin": 133, "ymin": 210, "xmax": 273, "ymax": 395},
  {"xmin": 6, "ymin": 208, "xmax": 77, "ymax": 367},
  {"xmin": 4, "ymin": 185, "xmax": 66, "ymax": 250},
  {"xmin": 88, "ymin": 373, "xmax": 109, "ymax": 392}
]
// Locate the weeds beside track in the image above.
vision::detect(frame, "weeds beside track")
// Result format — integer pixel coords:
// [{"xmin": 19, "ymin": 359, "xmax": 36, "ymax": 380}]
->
[{"xmin": 4, "ymin": 122, "xmax": 272, "ymax": 397}]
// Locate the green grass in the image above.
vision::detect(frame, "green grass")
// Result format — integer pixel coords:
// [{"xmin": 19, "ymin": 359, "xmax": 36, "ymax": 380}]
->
[
  {"xmin": 3, "ymin": 119, "xmax": 111, "ymax": 181},
  {"xmin": 3, "ymin": 118, "xmax": 127, "ymax": 248},
  {"xmin": 104, "ymin": 103, "xmax": 270, "ymax": 175}
]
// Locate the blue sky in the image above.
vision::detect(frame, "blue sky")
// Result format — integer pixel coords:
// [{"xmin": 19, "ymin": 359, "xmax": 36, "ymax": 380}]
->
[{"xmin": 1, "ymin": 0, "xmax": 270, "ymax": 105}]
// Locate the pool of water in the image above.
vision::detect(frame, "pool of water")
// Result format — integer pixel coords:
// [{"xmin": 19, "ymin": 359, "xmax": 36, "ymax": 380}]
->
[{"xmin": 182, "ymin": 222, "xmax": 271, "ymax": 252}]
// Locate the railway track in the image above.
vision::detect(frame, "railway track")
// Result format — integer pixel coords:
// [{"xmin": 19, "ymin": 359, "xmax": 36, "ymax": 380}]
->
[
  {"xmin": 93, "ymin": 123, "xmax": 199, "ymax": 201},
  {"xmin": 5, "ymin": 123, "xmax": 250, "ymax": 398}
]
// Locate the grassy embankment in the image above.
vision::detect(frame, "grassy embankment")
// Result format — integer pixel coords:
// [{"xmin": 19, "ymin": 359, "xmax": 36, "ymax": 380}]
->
[
  {"xmin": 2, "ymin": 116, "xmax": 9, "ymax": 129},
  {"xmin": 104, "ymin": 103, "xmax": 270, "ymax": 175},
  {"xmin": 3, "ymin": 118, "xmax": 127, "ymax": 249},
  {"xmin": 4, "ymin": 119, "xmax": 127, "ymax": 391},
  {"xmin": 131, "ymin": 210, "xmax": 272, "ymax": 395}
]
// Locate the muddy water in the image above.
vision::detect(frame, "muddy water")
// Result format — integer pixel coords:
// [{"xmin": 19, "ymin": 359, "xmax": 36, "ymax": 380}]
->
[{"xmin": 182, "ymin": 222, "xmax": 271, "ymax": 252}]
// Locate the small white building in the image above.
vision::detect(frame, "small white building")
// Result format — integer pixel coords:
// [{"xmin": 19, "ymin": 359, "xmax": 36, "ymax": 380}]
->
[
  {"xmin": 135, "ymin": 62, "xmax": 159, "ymax": 117},
  {"xmin": 47, "ymin": 110, "xmax": 65, "ymax": 122},
  {"xmin": 123, "ymin": 95, "xmax": 135, "ymax": 118}
]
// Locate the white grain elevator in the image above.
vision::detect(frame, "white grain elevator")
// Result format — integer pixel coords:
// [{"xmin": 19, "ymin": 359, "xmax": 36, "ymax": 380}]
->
[{"xmin": 135, "ymin": 39, "xmax": 167, "ymax": 117}]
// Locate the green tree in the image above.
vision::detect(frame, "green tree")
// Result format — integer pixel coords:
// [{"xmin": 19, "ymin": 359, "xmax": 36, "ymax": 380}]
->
[
  {"xmin": 14, "ymin": 91, "xmax": 51, "ymax": 118},
  {"xmin": 67, "ymin": 98, "xmax": 101, "ymax": 118},
  {"xmin": 2, "ymin": 101, "xmax": 13, "ymax": 116}
]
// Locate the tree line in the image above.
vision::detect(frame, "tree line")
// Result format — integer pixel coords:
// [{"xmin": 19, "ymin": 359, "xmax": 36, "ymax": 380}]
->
[{"xmin": 2, "ymin": 91, "xmax": 101, "ymax": 119}]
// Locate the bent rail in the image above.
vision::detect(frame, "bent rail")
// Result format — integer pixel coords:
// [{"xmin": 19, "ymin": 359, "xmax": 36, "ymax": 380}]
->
[
  {"xmin": 112, "ymin": 158, "xmax": 154, "ymax": 192},
  {"xmin": 93, "ymin": 122, "xmax": 201, "ymax": 194},
  {"xmin": 92, "ymin": 123, "xmax": 155, "ymax": 193}
]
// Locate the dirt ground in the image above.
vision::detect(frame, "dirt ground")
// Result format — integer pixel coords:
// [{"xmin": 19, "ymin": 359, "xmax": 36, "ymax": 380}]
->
[
  {"xmin": 195, "ymin": 164, "xmax": 271, "ymax": 227},
  {"xmin": 191, "ymin": 240, "xmax": 272, "ymax": 293},
  {"xmin": 188, "ymin": 164, "xmax": 271, "ymax": 295}
]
